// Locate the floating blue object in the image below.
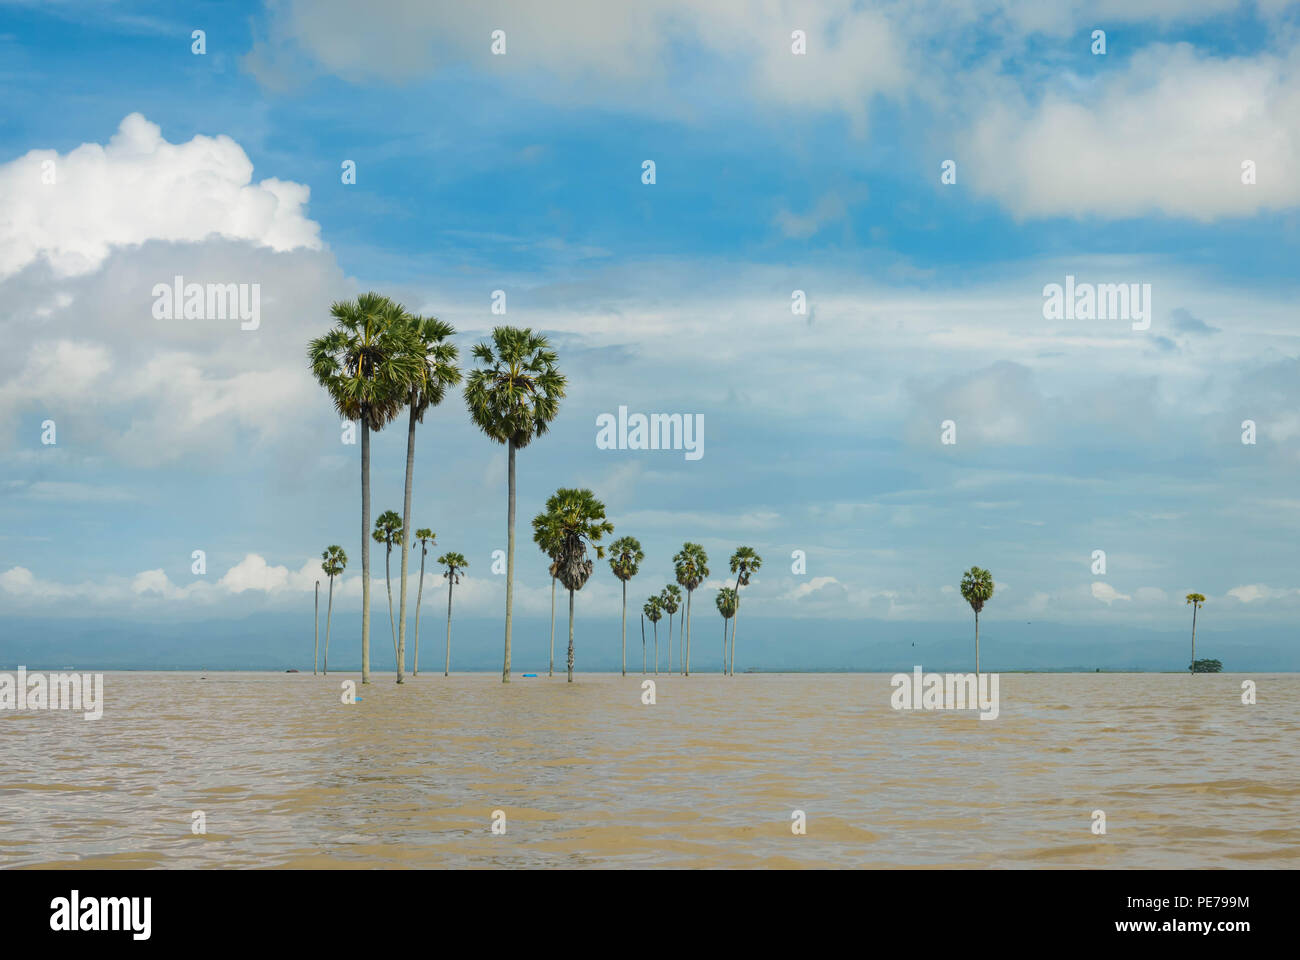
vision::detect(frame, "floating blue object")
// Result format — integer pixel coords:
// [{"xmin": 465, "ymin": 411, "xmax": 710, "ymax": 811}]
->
[{"xmin": 522, "ymin": 674, "xmax": 537, "ymax": 678}]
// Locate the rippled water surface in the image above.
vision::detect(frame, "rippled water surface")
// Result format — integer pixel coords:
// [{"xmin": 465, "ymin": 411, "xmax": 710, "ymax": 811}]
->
[{"xmin": 2, "ymin": 671, "xmax": 1296, "ymax": 868}]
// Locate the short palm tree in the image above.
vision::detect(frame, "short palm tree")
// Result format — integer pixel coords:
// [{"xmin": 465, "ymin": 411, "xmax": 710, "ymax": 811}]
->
[
  {"xmin": 439, "ymin": 552, "xmax": 468, "ymax": 676},
  {"xmin": 1185, "ymin": 593, "xmax": 1206, "ymax": 674},
  {"xmin": 673, "ymin": 543, "xmax": 709, "ymax": 676},
  {"xmin": 716, "ymin": 587, "xmax": 737, "ymax": 673},
  {"xmin": 464, "ymin": 327, "xmax": 566, "ymax": 683},
  {"xmin": 728, "ymin": 546, "xmax": 762, "ymax": 677},
  {"xmin": 660, "ymin": 584, "xmax": 681, "ymax": 673},
  {"xmin": 532, "ymin": 512, "xmax": 564, "ymax": 678},
  {"xmin": 608, "ymin": 536, "xmax": 645, "ymax": 677},
  {"xmin": 394, "ymin": 313, "xmax": 460, "ymax": 685},
  {"xmin": 644, "ymin": 595, "xmax": 665, "ymax": 675},
  {"xmin": 309, "ymin": 293, "xmax": 420, "ymax": 684},
  {"xmin": 960, "ymin": 567, "xmax": 995, "ymax": 675},
  {"xmin": 320, "ymin": 545, "xmax": 347, "ymax": 675},
  {"xmin": 373, "ymin": 509, "xmax": 404, "ymax": 666},
  {"xmin": 412, "ymin": 528, "xmax": 436, "ymax": 676},
  {"xmin": 535, "ymin": 488, "xmax": 613, "ymax": 682}
]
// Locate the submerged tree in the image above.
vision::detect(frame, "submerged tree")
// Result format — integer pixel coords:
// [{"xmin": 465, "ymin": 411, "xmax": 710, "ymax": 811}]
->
[
  {"xmin": 715, "ymin": 586, "xmax": 737, "ymax": 674},
  {"xmin": 644, "ymin": 595, "xmax": 665, "ymax": 675},
  {"xmin": 608, "ymin": 536, "xmax": 645, "ymax": 677},
  {"xmin": 438, "ymin": 552, "xmax": 468, "ymax": 676},
  {"xmin": 309, "ymin": 293, "xmax": 419, "ymax": 684},
  {"xmin": 412, "ymin": 528, "xmax": 436, "ymax": 676},
  {"xmin": 320, "ymin": 546, "xmax": 348, "ymax": 675},
  {"xmin": 464, "ymin": 327, "xmax": 566, "ymax": 683},
  {"xmin": 660, "ymin": 584, "xmax": 681, "ymax": 673},
  {"xmin": 727, "ymin": 546, "xmax": 762, "ymax": 677},
  {"xmin": 534, "ymin": 489, "xmax": 613, "ymax": 682},
  {"xmin": 673, "ymin": 543, "xmax": 709, "ymax": 676},
  {"xmin": 960, "ymin": 567, "xmax": 995, "ymax": 675},
  {"xmin": 1185, "ymin": 593, "xmax": 1206, "ymax": 675}
]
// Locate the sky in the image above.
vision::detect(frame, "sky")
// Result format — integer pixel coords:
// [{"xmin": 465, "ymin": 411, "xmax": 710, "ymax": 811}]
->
[{"xmin": 1, "ymin": 0, "xmax": 1299, "ymax": 670}]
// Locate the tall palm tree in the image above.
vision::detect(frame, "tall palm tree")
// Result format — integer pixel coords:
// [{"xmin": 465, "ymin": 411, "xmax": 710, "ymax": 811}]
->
[
  {"xmin": 373, "ymin": 509, "xmax": 404, "ymax": 666},
  {"xmin": 644, "ymin": 595, "xmax": 664, "ymax": 675},
  {"xmin": 1185, "ymin": 593, "xmax": 1206, "ymax": 674},
  {"xmin": 960, "ymin": 567, "xmax": 995, "ymax": 675},
  {"xmin": 660, "ymin": 584, "xmax": 681, "ymax": 673},
  {"xmin": 309, "ymin": 293, "xmax": 419, "ymax": 684},
  {"xmin": 439, "ymin": 552, "xmax": 468, "ymax": 676},
  {"xmin": 716, "ymin": 587, "xmax": 737, "ymax": 673},
  {"xmin": 320, "ymin": 546, "xmax": 347, "ymax": 675},
  {"xmin": 608, "ymin": 536, "xmax": 644, "ymax": 677},
  {"xmin": 532, "ymin": 512, "xmax": 564, "ymax": 678},
  {"xmin": 673, "ymin": 543, "xmax": 709, "ymax": 676},
  {"xmin": 395, "ymin": 314, "xmax": 460, "ymax": 685},
  {"xmin": 464, "ymin": 327, "xmax": 566, "ymax": 683},
  {"xmin": 412, "ymin": 528, "xmax": 436, "ymax": 676},
  {"xmin": 728, "ymin": 546, "xmax": 762, "ymax": 677},
  {"xmin": 534, "ymin": 488, "xmax": 613, "ymax": 682}
]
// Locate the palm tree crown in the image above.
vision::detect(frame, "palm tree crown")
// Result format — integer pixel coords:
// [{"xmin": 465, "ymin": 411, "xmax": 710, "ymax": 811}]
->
[
  {"xmin": 608, "ymin": 536, "xmax": 644, "ymax": 582},
  {"xmin": 463, "ymin": 326, "xmax": 566, "ymax": 448},
  {"xmin": 439, "ymin": 552, "xmax": 469, "ymax": 582},
  {"xmin": 960, "ymin": 567, "xmax": 995, "ymax": 612},
  {"xmin": 673, "ymin": 542, "xmax": 710, "ymax": 593},
  {"xmin": 644, "ymin": 595, "xmax": 665, "ymax": 622},
  {"xmin": 308, "ymin": 293, "xmax": 421, "ymax": 429},
  {"xmin": 373, "ymin": 510, "xmax": 403, "ymax": 548},
  {"xmin": 534, "ymin": 488, "xmax": 614, "ymax": 592},
  {"xmin": 716, "ymin": 587, "xmax": 737, "ymax": 618},
  {"xmin": 660, "ymin": 584, "xmax": 681, "ymax": 617},
  {"xmin": 403, "ymin": 314, "xmax": 461, "ymax": 420},
  {"xmin": 321, "ymin": 545, "xmax": 347, "ymax": 578},
  {"xmin": 1185, "ymin": 593, "xmax": 1206, "ymax": 607},
  {"xmin": 729, "ymin": 546, "xmax": 762, "ymax": 586}
]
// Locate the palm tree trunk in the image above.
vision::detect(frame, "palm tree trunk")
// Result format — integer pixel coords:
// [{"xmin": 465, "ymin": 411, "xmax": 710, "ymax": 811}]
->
[
  {"xmin": 385, "ymin": 545, "xmax": 397, "ymax": 666},
  {"xmin": 313, "ymin": 581, "xmax": 319, "ymax": 675},
  {"xmin": 685, "ymin": 591, "xmax": 692, "ymax": 676},
  {"xmin": 548, "ymin": 575, "xmax": 556, "ymax": 677},
  {"xmin": 1190, "ymin": 604, "xmax": 1197, "ymax": 674},
  {"xmin": 566, "ymin": 587, "xmax": 576, "ymax": 683},
  {"xmin": 975, "ymin": 610, "xmax": 980, "ymax": 676},
  {"xmin": 653, "ymin": 622, "xmax": 659, "ymax": 675},
  {"xmin": 621, "ymin": 580, "xmax": 627, "ymax": 677},
  {"xmin": 445, "ymin": 578, "xmax": 454, "ymax": 676},
  {"xmin": 641, "ymin": 612, "xmax": 646, "ymax": 673},
  {"xmin": 730, "ymin": 590, "xmax": 741, "ymax": 677},
  {"xmin": 413, "ymin": 547, "xmax": 425, "ymax": 676},
  {"xmin": 503, "ymin": 439, "xmax": 516, "ymax": 683},
  {"xmin": 722, "ymin": 617, "xmax": 727, "ymax": 673},
  {"xmin": 667, "ymin": 611, "xmax": 674, "ymax": 673},
  {"xmin": 325, "ymin": 575, "xmax": 335, "ymax": 675},
  {"xmin": 396, "ymin": 401, "xmax": 417, "ymax": 684},
  {"xmin": 361, "ymin": 417, "xmax": 371, "ymax": 685}
]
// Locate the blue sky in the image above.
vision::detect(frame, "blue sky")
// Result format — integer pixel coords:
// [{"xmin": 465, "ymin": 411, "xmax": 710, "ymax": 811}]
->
[{"xmin": 1, "ymin": 0, "xmax": 1299, "ymax": 669}]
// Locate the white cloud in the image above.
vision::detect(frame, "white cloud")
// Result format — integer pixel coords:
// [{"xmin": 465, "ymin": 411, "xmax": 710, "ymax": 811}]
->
[
  {"xmin": 965, "ymin": 44, "xmax": 1300, "ymax": 221},
  {"xmin": 1091, "ymin": 581, "xmax": 1131, "ymax": 604},
  {"xmin": 0, "ymin": 113, "xmax": 321, "ymax": 280}
]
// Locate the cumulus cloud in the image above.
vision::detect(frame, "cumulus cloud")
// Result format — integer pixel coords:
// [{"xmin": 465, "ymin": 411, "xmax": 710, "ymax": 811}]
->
[
  {"xmin": 1091, "ymin": 581, "xmax": 1131, "ymax": 604},
  {"xmin": 965, "ymin": 44, "xmax": 1300, "ymax": 221},
  {"xmin": 0, "ymin": 113, "xmax": 321, "ymax": 281}
]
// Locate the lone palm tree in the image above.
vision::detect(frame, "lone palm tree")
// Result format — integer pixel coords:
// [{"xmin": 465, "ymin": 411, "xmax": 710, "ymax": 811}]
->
[
  {"xmin": 464, "ymin": 327, "xmax": 566, "ymax": 683},
  {"xmin": 673, "ymin": 543, "xmax": 709, "ymax": 676},
  {"xmin": 412, "ymin": 528, "xmax": 436, "ymax": 676},
  {"xmin": 644, "ymin": 595, "xmax": 665, "ymax": 675},
  {"xmin": 661, "ymin": 584, "xmax": 681, "ymax": 673},
  {"xmin": 395, "ymin": 314, "xmax": 460, "ymax": 685},
  {"xmin": 313, "ymin": 579, "xmax": 320, "ymax": 675},
  {"xmin": 320, "ymin": 546, "xmax": 347, "ymax": 675},
  {"xmin": 608, "ymin": 536, "xmax": 645, "ymax": 677},
  {"xmin": 716, "ymin": 587, "xmax": 737, "ymax": 673},
  {"xmin": 439, "ymin": 552, "xmax": 468, "ymax": 676},
  {"xmin": 532, "ymin": 512, "xmax": 564, "ymax": 678},
  {"xmin": 1185, "ymin": 593, "xmax": 1206, "ymax": 674},
  {"xmin": 728, "ymin": 546, "xmax": 762, "ymax": 677},
  {"xmin": 309, "ymin": 293, "xmax": 419, "ymax": 684},
  {"xmin": 534, "ymin": 488, "xmax": 613, "ymax": 682},
  {"xmin": 373, "ymin": 509, "xmax": 404, "ymax": 666},
  {"xmin": 960, "ymin": 567, "xmax": 995, "ymax": 675}
]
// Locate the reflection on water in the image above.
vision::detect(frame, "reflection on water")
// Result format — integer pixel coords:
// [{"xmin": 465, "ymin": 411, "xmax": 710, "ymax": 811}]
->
[{"xmin": 1, "ymin": 672, "xmax": 1296, "ymax": 868}]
